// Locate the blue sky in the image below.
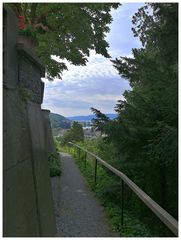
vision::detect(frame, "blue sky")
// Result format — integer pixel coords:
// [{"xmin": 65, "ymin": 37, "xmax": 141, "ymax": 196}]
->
[{"xmin": 42, "ymin": 3, "xmax": 144, "ymax": 117}]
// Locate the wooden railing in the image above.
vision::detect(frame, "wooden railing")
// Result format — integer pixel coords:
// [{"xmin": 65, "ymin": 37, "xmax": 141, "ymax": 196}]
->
[{"xmin": 68, "ymin": 142, "xmax": 178, "ymax": 236}]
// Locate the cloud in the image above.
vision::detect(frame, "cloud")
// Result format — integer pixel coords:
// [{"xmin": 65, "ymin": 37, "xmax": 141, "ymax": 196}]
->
[
  {"xmin": 42, "ymin": 44, "xmax": 132, "ymax": 117},
  {"xmin": 106, "ymin": 3, "xmax": 143, "ymax": 57},
  {"xmin": 42, "ymin": 74, "xmax": 130, "ymax": 116},
  {"xmin": 42, "ymin": 3, "xmax": 144, "ymax": 117},
  {"xmin": 48, "ymin": 51, "xmax": 119, "ymax": 84}
]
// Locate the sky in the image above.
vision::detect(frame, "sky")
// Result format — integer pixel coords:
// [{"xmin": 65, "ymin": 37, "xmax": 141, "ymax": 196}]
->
[{"xmin": 41, "ymin": 3, "xmax": 144, "ymax": 117}]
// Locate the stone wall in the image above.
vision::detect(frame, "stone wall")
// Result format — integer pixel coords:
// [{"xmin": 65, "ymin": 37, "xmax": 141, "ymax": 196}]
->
[
  {"xmin": 3, "ymin": 7, "xmax": 56, "ymax": 237},
  {"xmin": 17, "ymin": 44, "xmax": 45, "ymax": 104}
]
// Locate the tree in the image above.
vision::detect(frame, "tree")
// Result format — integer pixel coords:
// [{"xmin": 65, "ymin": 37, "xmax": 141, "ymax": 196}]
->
[
  {"xmin": 7, "ymin": 3, "xmax": 119, "ymax": 80},
  {"xmin": 91, "ymin": 107, "xmax": 110, "ymax": 133},
  {"xmin": 61, "ymin": 121, "xmax": 84, "ymax": 145},
  {"xmin": 91, "ymin": 3, "xmax": 178, "ymax": 230}
]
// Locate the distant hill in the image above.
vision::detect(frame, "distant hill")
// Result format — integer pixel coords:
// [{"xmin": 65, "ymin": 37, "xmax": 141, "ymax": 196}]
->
[
  {"xmin": 68, "ymin": 113, "xmax": 117, "ymax": 122},
  {"xmin": 49, "ymin": 113, "xmax": 71, "ymax": 129}
]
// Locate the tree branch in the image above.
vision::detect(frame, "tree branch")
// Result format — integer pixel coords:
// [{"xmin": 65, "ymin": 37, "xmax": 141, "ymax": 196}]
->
[
  {"xmin": 31, "ymin": 3, "xmax": 38, "ymax": 24},
  {"xmin": 33, "ymin": 22, "xmax": 51, "ymax": 32}
]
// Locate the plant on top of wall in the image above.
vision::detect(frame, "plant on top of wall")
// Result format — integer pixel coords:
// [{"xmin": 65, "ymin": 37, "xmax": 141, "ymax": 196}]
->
[{"xmin": 18, "ymin": 16, "xmax": 37, "ymax": 38}]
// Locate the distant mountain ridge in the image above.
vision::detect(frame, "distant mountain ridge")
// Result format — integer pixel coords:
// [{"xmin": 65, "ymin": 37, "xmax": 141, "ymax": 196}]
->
[
  {"xmin": 49, "ymin": 112, "xmax": 71, "ymax": 129},
  {"xmin": 67, "ymin": 113, "xmax": 117, "ymax": 122}
]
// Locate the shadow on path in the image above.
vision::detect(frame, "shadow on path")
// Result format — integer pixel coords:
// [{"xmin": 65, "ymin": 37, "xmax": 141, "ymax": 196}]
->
[{"xmin": 51, "ymin": 152, "xmax": 120, "ymax": 237}]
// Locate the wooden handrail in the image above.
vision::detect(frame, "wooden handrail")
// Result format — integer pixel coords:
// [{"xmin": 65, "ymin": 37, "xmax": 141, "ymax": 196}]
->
[{"xmin": 68, "ymin": 142, "xmax": 178, "ymax": 236}]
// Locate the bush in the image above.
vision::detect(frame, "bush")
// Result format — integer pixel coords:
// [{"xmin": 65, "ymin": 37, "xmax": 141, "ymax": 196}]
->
[
  {"xmin": 48, "ymin": 151, "xmax": 61, "ymax": 177},
  {"xmin": 61, "ymin": 121, "xmax": 84, "ymax": 145},
  {"xmin": 70, "ymin": 140, "xmax": 155, "ymax": 237}
]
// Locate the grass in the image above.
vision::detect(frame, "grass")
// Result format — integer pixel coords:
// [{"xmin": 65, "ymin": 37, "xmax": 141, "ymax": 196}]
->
[
  {"xmin": 58, "ymin": 142, "xmax": 173, "ymax": 237},
  {"xmin": 65, "ymin": 146, "xmax": 153, "ymax": 237}
]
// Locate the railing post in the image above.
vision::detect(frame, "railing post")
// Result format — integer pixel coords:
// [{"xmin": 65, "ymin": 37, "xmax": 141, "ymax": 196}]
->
[
  {"xmin": 76, "ymin": 146, "xmax": 78, "ymax": 157},
  {"xmin": 67, "ymin": 142, "xmax": 178, "ymax": 236},
  {"xmin": 121, "ymin": 179, "xmax": 124, "ymax": 226},
  {"xmin": 94, "ymin": 158, "xmax": 98, "ymax": 184},
  {"xmin": 78, "ymin": 148, "xmax": 80, "ymax": 161},
  {"xmin": 84, "ymin": 152, "xmax": 87, "ymax": 169},
  {"xmin": 74, "ymin": 146, "xmax": 76, "ymax": 156}
]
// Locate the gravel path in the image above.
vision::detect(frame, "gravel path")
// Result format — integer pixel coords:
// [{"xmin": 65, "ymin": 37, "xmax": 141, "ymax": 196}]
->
[{"xmin": 51, "ymin": 152, "xmax": 119, "ymax": 237}]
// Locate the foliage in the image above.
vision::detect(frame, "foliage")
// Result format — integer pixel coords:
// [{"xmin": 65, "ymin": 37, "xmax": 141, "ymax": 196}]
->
[
  {"xmin": 48, "ymin": 151, "xmax": 61, "ymax": 177},
  {"xmin": 70, "ymin": 140, "xmax": 153, "ymax": 237},
  {"xmin": 91, "ymin": 107, "xmax": 110, "ymax": 133},
  {"xmin": 72, "ymin": 139, "xmax": 175, "ymax": 236},
  {"xmin": 18, "ymin": 15, "xmax": 37, "ymax": 38},
  {"xmin": 90, "ymin": 2, "xmax": 178, "ymax": 235},
  {"xmin": 49, "ymin": 112, "xmax": 71, "ymax": 129},
  {"xmin": 61, "ymin": 121, "xmax": 84, "ymax": 145},
  {"xmin": 7, "ymin": 3, "xmax": 120, "ymax": 80}
]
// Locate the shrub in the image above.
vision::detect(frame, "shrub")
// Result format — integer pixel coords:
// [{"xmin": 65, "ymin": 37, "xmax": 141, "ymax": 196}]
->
[{"xmin": 48, "ymin": 151, "xmax": 61, "ymax": 177}]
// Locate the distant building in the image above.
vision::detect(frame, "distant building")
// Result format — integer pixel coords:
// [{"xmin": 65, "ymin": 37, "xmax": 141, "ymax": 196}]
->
[
  {"xmin": 83, "ymin": 127, "xmax": 101, "ymax": 139},
  {"xmin": 52, "ymin": 128, "xmax": 69, "ymax": 137}
]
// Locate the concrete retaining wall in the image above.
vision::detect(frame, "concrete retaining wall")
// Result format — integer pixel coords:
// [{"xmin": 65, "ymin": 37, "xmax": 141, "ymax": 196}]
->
[
  {"xmin": 3, "ymin": 6, "xmax": 56, "ymax": 236},
  {"xmin": 42, "ymin": 109, "xmax": 56, "ymax": 154}
]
